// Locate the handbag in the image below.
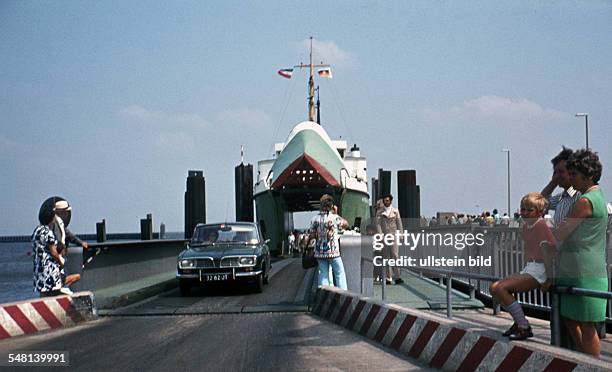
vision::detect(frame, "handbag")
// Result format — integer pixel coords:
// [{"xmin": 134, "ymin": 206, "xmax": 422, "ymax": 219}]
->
[{"xmin": 302, "ymin": 239, "xmax": 317, "ymax": 269}]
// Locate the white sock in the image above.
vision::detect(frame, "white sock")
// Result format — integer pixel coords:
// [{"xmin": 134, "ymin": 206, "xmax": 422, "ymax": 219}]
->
[{"xmin": 504, "ymin": 301, "xmax": 529, "ymax": 329}]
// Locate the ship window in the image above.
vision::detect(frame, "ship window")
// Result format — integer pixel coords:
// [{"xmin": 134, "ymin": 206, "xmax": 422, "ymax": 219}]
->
[{"xmin": 337, "ymin": 149, "xmax": 345, "ymax": 158}]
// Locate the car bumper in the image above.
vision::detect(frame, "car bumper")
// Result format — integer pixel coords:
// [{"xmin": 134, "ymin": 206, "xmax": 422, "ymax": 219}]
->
[{"xmin": 176, "ymin": 269, "xmax": 263, "ymax": 279}]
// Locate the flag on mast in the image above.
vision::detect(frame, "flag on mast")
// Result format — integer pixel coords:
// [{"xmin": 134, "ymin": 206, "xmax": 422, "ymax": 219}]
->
[
  {"xmin": 277, "ymin": 68, "xmax": 293, "ymax": 79},
  {"xmin": 317, "ymin": 67, "xmax": 332, "ymax": 79}
]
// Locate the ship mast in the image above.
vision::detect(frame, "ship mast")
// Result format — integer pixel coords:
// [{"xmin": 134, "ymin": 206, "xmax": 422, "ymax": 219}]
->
[
  {"xmin": 308, "ymin": 37, "xmax": 315, "ymax": 121},
  {"xmin": 294, "ymin": 37, "xmax": 330, "ymax": 123}
]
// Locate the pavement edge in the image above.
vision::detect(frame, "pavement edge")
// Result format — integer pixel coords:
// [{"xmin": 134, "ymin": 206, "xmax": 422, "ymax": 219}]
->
[
  {"xmin": 310, "ymin": 286, "xmax": 610, "ymax": 371},
  {"xmin": 0, "ymin": 291, "xmax": 97, "ymax": 340}
]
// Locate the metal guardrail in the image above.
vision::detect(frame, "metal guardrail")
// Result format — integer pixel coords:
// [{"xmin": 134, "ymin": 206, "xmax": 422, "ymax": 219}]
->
[
  {"xmin": 362, "ymin": 218, "xmax": 612, "ymax": 336},
  {"xmin": 394, "ymin": 223, "xmax": 612, "ymax": 322},
  {"xmin": 550, "ymin": 286, "xmax": 612, "ymax": 346},
  {"xmin": 401, "ymin": 264, "xmax": 612, "ymax": 346},
  {"xmin": 404, "ymin": 266, "xmax": 500, "ymax": 319}
]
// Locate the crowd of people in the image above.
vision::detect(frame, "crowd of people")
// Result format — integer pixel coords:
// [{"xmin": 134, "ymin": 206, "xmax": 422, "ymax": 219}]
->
[{"xmin": 424, "ymin": 209, "xmax": 520, "ymax": 227}]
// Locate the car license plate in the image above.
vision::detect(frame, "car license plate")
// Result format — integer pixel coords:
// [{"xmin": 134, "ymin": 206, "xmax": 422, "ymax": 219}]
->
[{"xmin": 204, "ymin": 273, "xmax": 229, "ymax": 282}]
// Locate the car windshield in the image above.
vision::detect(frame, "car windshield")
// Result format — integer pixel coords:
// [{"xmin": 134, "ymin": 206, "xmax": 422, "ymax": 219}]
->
[{"xmin": 192, "ymin": 225, "xmax": 259, "ymax": 245}]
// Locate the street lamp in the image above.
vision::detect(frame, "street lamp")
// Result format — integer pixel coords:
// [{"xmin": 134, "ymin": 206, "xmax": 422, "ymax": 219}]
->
[
  {"xmin": 501, "ymin": 149, "xmax": 511, "ymax": 216},
  {"xmin": 575, "ymin": 113, "xmax": 589, "ymax": 149}
]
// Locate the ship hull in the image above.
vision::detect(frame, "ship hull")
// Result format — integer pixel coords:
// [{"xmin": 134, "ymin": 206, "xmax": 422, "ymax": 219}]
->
[{"xmin": 254, "ymin": 122, "xmax": 370, "ymax": 254}]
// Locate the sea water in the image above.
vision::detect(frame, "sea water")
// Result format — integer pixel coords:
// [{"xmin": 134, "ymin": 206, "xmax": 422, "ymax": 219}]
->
[
  {"xmin": 0, "ymin": 232, "xmax": 185, "ymax": 304},
  {"xmin": 0, "ymin": 241, "xmax": 33, "ymax": 304}
]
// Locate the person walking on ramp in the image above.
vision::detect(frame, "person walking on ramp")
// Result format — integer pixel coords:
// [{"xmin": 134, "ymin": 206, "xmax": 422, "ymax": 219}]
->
[{"xmin": 309, "ymin": 194, "xmax": 348, "ymax": 290}]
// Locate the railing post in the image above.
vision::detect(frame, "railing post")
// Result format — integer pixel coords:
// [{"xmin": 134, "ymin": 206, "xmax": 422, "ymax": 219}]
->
[
  {"xmin": 551, "ymin": 290, "xmax": 561, "ymax": 346},
  {"xmin": 446, "ymin": 274, "xmax": 453, "ymax": 318},
  {"xmin": 493, "ymin": 300, "xmax": 501, "ymax": 315},
  {"xmin": 381, "ymin": 272, "xmax": 386, "ymax": 301}
]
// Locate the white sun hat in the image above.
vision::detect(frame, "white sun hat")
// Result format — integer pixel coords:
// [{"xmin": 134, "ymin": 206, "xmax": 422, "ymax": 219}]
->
[{"xmin": 54, "ymin": 200, "xmax": 72, "ymax": 211}]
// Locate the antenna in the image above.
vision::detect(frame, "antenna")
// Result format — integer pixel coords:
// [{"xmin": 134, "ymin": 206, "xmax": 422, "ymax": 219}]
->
[
  {"xmin": 240, "ymin": 145, "xmax": 244, "ymax": 164},
  {"xmin": 316, "ymin": 86, "xmax": 321, "ymax": 124},
  {"xmin": 292, "ymin": 37, "xmax": 330, "ymax": 122}
]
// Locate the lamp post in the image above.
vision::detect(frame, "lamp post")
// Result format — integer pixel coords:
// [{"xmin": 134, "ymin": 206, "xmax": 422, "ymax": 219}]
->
[
  {"xmin": 502, "ymin": 149, "xmax": 511, "ymax": 216},
  {"xmin": 575, "ymin": 113, "xmax": 589, "ymax": 149}
]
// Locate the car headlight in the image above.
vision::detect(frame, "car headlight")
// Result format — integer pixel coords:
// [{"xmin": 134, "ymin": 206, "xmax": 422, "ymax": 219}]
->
[
  {"xmin": 239, "ymin": 257, "xmax": 255, "ymax": 266},
  {"xmin": 179, "ymin": 259, "xmax": 195, "ymax": 269}
]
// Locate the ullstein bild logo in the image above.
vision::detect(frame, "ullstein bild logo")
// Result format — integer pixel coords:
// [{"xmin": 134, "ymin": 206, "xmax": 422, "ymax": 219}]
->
[{"xmin": 371, "ymin": 231, "xmax": 486, "ymax": 251}]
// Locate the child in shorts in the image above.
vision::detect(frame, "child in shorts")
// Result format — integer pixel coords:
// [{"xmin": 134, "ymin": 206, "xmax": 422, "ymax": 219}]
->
[{"xmin": 489, "ymin": 192, "xmax": 556, "ymax": 340}]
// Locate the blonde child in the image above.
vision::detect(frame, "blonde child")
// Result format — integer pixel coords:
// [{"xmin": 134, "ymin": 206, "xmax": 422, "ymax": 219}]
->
[{"xmin": 489, "ymin": 192, "xmax": 556, "ymax": 340}]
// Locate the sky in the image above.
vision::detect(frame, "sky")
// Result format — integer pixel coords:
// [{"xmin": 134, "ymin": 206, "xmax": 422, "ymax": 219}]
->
[{"xmin": 1, "ymin": 1, "xmax": 611, "ymax": 235}]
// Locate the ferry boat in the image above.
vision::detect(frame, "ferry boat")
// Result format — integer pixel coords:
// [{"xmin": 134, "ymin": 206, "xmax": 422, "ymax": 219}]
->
[{"xmin": 253, "ymin": 38, "xmax": 370, "ymax": 253}]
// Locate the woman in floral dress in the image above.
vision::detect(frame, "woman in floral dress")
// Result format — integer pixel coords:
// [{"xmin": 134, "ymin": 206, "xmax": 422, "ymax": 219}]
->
[{"xmin": 32, "ymin": 206, "xmax": 63, "ymax": 296}]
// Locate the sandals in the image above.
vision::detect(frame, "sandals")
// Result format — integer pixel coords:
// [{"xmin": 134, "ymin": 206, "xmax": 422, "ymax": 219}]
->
[
  {"xmin": 502, "ymin": 323, "xmax": 518, "ymax": 337},
  {"xmin": 508, "ymin": 326, "xmax": 533, "ymax": 341}
]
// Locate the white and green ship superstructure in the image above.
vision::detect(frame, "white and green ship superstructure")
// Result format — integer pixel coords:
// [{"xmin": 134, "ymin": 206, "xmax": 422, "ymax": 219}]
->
[{"xmin": 254, "ymin": 38, "xmax": 370, "ymax": 254}]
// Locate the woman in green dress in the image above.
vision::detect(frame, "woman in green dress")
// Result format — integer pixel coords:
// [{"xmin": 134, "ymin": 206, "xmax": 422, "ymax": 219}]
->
[{"xmin": 554, "ymin": 149, "xmax": 608, "ymax": 357}]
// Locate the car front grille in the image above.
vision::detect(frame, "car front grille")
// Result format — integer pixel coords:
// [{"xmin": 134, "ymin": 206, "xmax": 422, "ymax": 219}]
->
[
  {"xmin": 195, "ymin": 258, "xmax": 215, "ymax": 268},
  {"xmin": 220, "ymin": 257, "xmax": 240, "ymax": 267}
]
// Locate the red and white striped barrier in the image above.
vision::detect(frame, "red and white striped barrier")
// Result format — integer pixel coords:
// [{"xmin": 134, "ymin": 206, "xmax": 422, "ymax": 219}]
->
[
  {"xmin": 311, "ymin": 287, "xmax": 609, "ymax": 371},
  {"xmin": 0, "ymin": 292, "xmax": 96, "ymax": 340}
]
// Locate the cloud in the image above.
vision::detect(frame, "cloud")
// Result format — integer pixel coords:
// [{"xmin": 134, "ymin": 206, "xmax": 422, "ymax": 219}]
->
[
  {"xmin": 417, "ymin": 95, "xmax": 570, "ymax": 125},
  {"xmin": 296, "ymin": 39, "xmax": 355, "ymax": 67},
  {"xmin": 153, "ymin": 131, "xmax": 196, "ymax": 152},
  {"xmin": 118, "ymin": 105, "xmax": 162, "ymax": 123},
  {"xmin": 216, "ymin": 109, "xmax": 272, "ymax": 128},
  {"xmin": 457, "ymin": 95, "xmax": 569, "ymax": 123},
  {"xmin": 116, "ymin": 105, "xmax": 271, "ymax": 157},
  {"xmin": 117, "ymin": 105, "xmax": 207, "ymax": 155}
]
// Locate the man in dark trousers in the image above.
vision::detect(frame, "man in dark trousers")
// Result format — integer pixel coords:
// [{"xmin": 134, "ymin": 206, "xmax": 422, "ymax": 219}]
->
[{"xmin": 376, "ymin": 194, "xmax": 404, "ymax": 285}]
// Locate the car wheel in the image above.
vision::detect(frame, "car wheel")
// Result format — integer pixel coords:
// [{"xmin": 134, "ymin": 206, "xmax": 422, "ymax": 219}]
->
[
  {"xmin": 253, "ymin": 273, "xmax": 264, "ymax": 293},
  {"xmin": 179, "ymin": 281, "xmax": 192, "ymax": 296}
]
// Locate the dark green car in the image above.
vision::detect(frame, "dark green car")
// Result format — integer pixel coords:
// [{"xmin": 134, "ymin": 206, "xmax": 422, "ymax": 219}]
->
[{"xmin": 176, "ymin": 222, "xmax": 271, "ymax": 296}]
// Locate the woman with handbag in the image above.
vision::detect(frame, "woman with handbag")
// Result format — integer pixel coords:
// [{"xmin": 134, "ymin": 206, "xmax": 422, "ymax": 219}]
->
[{"xmin": 308, "ymin": 194, "xmax": 348, "ymax": 290}]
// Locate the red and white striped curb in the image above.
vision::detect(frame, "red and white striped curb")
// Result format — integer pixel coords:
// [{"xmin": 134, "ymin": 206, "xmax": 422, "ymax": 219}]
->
[
  {"xmin": 311, "ymin": 287, "xmax": 609, "ymax": 372},
  {"xmin": 0, "ymin": 292, "xmax": 96, "ymax": 340}
]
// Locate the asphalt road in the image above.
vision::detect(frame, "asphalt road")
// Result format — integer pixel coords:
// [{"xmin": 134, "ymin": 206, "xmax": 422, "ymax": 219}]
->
[{"xmin": 0, "ymin": 259, "xmax": 431, "ymax": 371}]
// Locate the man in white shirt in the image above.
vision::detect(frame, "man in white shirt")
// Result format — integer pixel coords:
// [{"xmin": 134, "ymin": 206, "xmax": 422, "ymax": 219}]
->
[
  {"xmin": 541, "ymin": 147, "xmax": 580, "ymax": 227},
  {"xmin": 53, "ymin": 199, "xmax": 88, "ymax": 294}
]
